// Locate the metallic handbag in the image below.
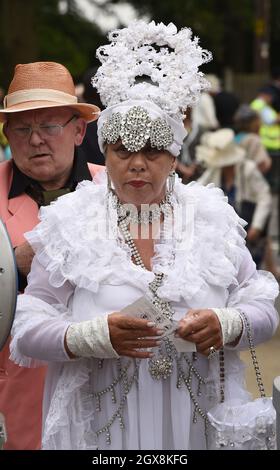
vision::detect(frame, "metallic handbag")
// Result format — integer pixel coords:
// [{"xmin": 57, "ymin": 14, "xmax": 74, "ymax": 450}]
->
[
  {"xmin": 0, "ymin": 219, "xmax": 17, "ymax": 449},
  {"xmin": 0, "ymin": 218, "xmax": 17, "ymax": 351},
  {"xmin": 207, "ymin": 312, "xmax": 276, "ymax": 450},
  {"xmin": 0, "ymin": 413, "xmax": 7, "ymax": 450}
]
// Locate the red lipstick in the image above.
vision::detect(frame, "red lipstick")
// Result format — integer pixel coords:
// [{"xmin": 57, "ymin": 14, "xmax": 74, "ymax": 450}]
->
[{"xmin": 128, "ymin": 180, "xmax": 147, "ymax": 188}]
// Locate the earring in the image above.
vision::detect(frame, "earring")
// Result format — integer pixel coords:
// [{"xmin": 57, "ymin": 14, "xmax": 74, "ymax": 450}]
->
[
  {"xmin": 106, "ymin": 170, "xmax": 113, "ymax": 191},
  {"xmin": 168, "ymin": 170, "xmax": 176, "ymax": 194}
]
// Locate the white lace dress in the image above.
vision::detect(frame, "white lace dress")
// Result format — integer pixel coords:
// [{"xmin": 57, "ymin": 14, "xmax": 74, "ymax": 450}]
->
[{"xmin": 10, "ymin": 175, "xmax": 279, "ymax": 450}]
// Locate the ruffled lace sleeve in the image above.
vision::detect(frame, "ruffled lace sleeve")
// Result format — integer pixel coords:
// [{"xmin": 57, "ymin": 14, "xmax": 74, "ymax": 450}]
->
[
  {"xmin": 155, "ymin": 182, "xmax": 247, "ymax": 302},
  {"xmin": 10, "ymin": 254, "xmax": 75, "ymax": 367},
  {"xmin": 23, "ymin": 179, "xmax": 142, "ymax": 293},
  {"xmin": 226, "ymin": 248, "xmax": 279, "ymax": 350},
  {"xmin": 24, "ymin": 180, "xmax": 105, "ymax": 288}
]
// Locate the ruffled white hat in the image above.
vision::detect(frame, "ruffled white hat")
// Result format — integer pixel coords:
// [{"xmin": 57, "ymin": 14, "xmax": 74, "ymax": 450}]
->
[{"xmin": 196, "ymin": 129, "xmax": 245, "ymax": 168}]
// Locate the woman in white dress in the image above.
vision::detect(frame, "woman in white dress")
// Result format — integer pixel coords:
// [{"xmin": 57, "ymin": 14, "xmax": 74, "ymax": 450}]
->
[{"xmin": 11, "ymin": 21, "xmax": 279, "ymax": 450}]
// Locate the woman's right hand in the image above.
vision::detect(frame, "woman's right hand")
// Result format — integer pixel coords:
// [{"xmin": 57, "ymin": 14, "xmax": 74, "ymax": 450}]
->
[
  {"xmin": 108, "ymin": 313, "xmax": 163, "ymax": 358},
  {"xmin": 14, "ymin": 241, "xmax": 34, "ymax": 277}
]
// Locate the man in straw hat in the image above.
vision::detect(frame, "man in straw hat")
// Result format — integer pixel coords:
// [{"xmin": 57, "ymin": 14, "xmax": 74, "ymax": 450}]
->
[{"xmin": 0, "ymin": 61, "xmax": 101, "ymax": 449}]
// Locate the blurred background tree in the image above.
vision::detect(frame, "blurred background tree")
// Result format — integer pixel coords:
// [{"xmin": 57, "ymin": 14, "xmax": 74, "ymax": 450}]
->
[
  {"xmin": 126, "ymin": 0, "xmax": 254, "ymax": 74},
  {"xmin": 0, "ymin": 0, "xmax": 279, "ymax": 91},
  {"xmin": 0, "ymin": 0, "xmax": 104, "ymax": 88}
]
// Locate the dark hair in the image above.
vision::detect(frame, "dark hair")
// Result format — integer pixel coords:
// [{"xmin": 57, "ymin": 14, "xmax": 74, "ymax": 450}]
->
[
  {"xmin": 233, "ymin": 104, "xmax": 259, "ymax": 132},
  {"xmin": 271, "ymin": 67, "xmax": 280, "ymax": 80},
  {"xmin": 258, "ymin": 85, "xmax": 277, "ymax": 100}
]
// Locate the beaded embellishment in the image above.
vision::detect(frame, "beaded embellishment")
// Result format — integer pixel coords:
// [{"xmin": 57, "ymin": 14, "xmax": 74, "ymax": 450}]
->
[
  {"xmin": 110, "ymin": 189, "xmax": 173, "ymax": 225},
  {"xmin": 101, "ymin": 106, "xmax": 173, "ymax": 152},
  {"xmin": 92, "ymin": 191, "xmax": 209, "ymax": 447}
]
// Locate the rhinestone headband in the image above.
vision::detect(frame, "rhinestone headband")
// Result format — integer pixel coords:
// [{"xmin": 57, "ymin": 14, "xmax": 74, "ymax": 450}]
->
[{"xmin": 101, "ymin": 105, "xmax": 173, "ymax": 153}]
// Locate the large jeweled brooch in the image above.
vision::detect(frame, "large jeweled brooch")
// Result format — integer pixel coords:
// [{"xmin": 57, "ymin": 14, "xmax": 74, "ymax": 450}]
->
[{"xmin": 148, "ymin": 355, "xmax": 173, "ymax": 380}]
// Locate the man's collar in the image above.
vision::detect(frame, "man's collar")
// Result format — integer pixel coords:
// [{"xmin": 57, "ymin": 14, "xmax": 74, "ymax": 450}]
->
[
  {"xmin": 8, "ymin": 150, "xmax": 92, "ymax": 201},
  {"xmin": 67, "ymin": 149, "xmax": 92, "ymax": 187},
  {"xmin": 8, "ymin": 161, "xmax": 30, "ymax": 199}
]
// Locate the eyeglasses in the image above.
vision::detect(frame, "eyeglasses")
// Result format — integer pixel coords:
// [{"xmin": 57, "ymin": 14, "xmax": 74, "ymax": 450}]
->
[{"xmin": 10, "ymin": 115, "xmax": 78, "ymax": 139}]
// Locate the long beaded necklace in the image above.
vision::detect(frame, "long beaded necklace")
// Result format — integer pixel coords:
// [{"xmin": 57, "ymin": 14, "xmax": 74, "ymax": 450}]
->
[
  {"xmin": 92, "ymin": 191, "xmax": 209, "ymax": 447},
  {"xmin": 116, "ymin": 191, "xmax": 177, "ymax": 379},
  {"xmin": 110, "ymin": 189, "xmax": 173, "ymax": 225},
  {"xmin": 115, "ymin": 192, "xmax": 208, "ymax": 423}
]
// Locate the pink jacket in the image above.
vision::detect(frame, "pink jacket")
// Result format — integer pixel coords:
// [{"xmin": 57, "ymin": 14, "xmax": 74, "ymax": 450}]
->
[{"xmin": 0, "ymin": 159, "xmax": 102, "ymax": 449}]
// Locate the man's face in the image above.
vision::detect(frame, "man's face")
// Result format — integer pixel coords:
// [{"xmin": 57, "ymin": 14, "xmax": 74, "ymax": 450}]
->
[{"xmin": 4, "ymin": 107, "xmax": 86, "ymax": 190}]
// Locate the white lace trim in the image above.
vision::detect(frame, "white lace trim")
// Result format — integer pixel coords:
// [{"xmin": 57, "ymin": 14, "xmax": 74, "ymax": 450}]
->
[
  {"xmin": 12, "ymin": 175, "xmax": 278, "ymax": 450},
  {"xmin": 227, "ymin": 269, "xmax": 279, "ymax": 306},
  {"xmin": 10, "ymin": 295, "xmax": 71, "ymax": 367},
  {"xmin": 93, "ymin": 20, "xmax": 212, "ymax": 121},
  {"xmin": 212, "ymin": 308, "xmax": 243, "ymax": 345},
  {"xmin": 24, "ymin": 175, "xmax": 248, "ymax": 306},
  {"xmin": 45, "ymin": 349, "xmax": 251, "ymax": 449},
  {"xmin": 66, "ymin": 317, "xmax": 119, "ymax": 359},
  {"xmin": 43, "ymin": 360, "xmax": 97, "ymax": 449}
]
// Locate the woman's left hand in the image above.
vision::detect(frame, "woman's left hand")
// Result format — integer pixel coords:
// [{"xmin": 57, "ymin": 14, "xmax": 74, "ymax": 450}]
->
[{"xmin": 176, "ymin": 309, "xmax": 223, "ymax": 357}]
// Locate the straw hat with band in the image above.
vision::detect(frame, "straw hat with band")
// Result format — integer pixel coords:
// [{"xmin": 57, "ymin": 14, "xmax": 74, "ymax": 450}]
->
[
  {"xmin": 0, "ymin": 62, "xmax": 100, "ymax": 123},
  {"xmin": 196, "ymin": 128, "xmax": 245, "ymax": 168}
]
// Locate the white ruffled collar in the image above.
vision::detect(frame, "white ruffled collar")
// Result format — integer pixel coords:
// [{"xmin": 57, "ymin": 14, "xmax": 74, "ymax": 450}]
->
[{"xmin": 26, "ymin": 173, "xmax": 246, "ymax": 303}]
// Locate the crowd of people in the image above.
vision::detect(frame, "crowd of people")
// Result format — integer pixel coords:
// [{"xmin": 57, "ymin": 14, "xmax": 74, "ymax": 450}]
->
[
  {"xmin": 0, "ymin": 20, "xmax": 279, "ymax": 451},
  {"xmin": 177, "ymin": 73, "xmax": 280, "ymax": 279}
]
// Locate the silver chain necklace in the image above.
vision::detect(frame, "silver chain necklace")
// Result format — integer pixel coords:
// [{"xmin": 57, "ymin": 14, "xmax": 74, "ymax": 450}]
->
[
  {"xmin": 111, "ymin": 189, "xmax": 173, "ymax": 225},
  {"xmin": 93, "ymin": 193, "xmax": 209, "ymax": 446},
  {"xmin": 116, "ymin": 194, "xmax": 177, "ymax": 379},
  {"xmin": 116, "ymin": 199, "xmax": 208, "ymax": 426}
]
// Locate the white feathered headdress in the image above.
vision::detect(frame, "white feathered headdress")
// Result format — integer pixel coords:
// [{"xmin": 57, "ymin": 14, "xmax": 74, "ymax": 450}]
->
[{"xmin": 93, "ymin": 20, "xmax": 212, "ymax": 156}]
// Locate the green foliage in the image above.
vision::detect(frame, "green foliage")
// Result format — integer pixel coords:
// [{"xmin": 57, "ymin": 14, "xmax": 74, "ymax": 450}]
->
[
  {"xmin": 37, "ymin": 9, "xmax": 104, "ymax": 79},
  {"xmin": 0, "ymin": 0, "xmax": 106, "ymax": 88},
  {"xmin": 270, "ymin": 0, "xmax": 280, "ymax": 68},
  {"xmin": 0, "ymin": 0, "xmax": 278, "ymax": 90},
  {"xmin": 125, "ymin": 0, "xmax": 255, "ymax": 72}
]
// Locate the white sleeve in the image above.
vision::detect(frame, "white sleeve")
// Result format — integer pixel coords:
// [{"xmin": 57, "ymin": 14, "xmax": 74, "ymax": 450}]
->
[
  {"xmin": 226, "ymin": 248, "xmax": 279, "ymax": 350},
  {"xmin": 211, "ymin": 307, "xmax": 243, "ymax": 345},
  {"xmin": 26, "ymin": 253, "xmax": 74, "ymax": 306},
  {"xmin": 249, "ymin": 167, "xmax": 272, "ymax": 231},
  {"xmin": 66, "ymin": 318, "xmax": 119, "ymax": 358},
  {"xmin": 10, "ymin": 256, "xmax": 75, "ymax": 367}
]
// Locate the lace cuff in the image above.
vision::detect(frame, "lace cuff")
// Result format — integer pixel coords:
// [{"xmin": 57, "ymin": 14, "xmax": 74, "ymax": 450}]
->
[
  {"xmin": 212, "ymin": 308, "xmax": 243, "ymax": 345},
  {"xmin": 66, "ymin": 316, "xmax": 119, "ymax": 359}
]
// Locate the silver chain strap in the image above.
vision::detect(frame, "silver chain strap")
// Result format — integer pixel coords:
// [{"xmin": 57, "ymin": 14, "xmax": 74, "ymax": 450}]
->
[
  {"xmin": 239, "ymin": 311, "xmax": 266, "ymax": 398},
  {"xmin": 219, "ymin": 311, "xmax": 266, "ymax": 403}
]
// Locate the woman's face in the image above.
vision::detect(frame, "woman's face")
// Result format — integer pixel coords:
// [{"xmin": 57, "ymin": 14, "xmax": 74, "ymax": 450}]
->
[{"xmin": 106, "ymin": 141, "xmax": 176, "ymax": 207}]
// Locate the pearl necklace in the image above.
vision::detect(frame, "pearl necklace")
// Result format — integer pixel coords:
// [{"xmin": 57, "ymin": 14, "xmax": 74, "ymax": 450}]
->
[
  {"xmin": 117, "ymin": 203, "xmax": 208, "ymax": 428},
  {"xmin": 115, "ymin": 192, "xmax": 177, "ymax": 380},
  {"xmin": 93, "ymin": 192, "xmax": 209, "ymax": 447},
  {"xmin": 117, "ymin": 196, "xmax": 175, "ymax": 319},
  {"xmin": 110, "ymin": 189, "xmax": 173, "ymax": 225}
]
